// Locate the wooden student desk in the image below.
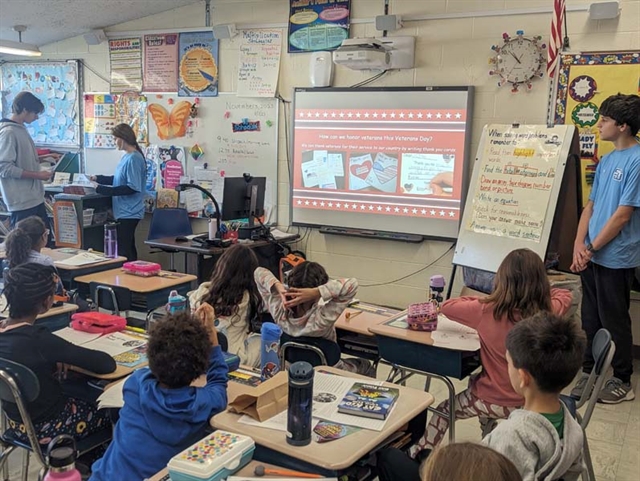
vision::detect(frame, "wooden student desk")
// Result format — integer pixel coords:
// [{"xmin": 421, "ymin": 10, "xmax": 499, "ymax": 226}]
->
[
  {"xmin": 45, "ymin": 248, "xmax": 127, "ymax": 288},
  {"xmin": 145, "ymin": 233, "xmax": 300, "ymax": 283},
  {"xmin": 0, "ymin": 296, "xmax": 78, "ymax": 332},
  {"xmin": 73, "ymin": 268, "xmax": 197, "ymax": 311},
  {"xmin": 210, "ymin": 366, "xmax": 434, "ymax": 477},
  {"xmin": 369, "ymin": 311, "xmax": 481, "ymax": 442},
  {"xmin": 334, "ymin": 303, "xmax": 400, "ymax": 361}
]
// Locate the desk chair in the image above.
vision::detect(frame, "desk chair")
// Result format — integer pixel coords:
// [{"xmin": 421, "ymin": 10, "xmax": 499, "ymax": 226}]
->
[
  {"xmin": 279, "ymin": 333, "xmax": 341, "ymax": 368},
  {"xmin": 90, "ymin": 282, "xmax": 146, "ymax": 329},
  {"xmin": 147, "ymin": 208, "xmax": 193, "ymax": 271},
  {"xmin": 561, "ymin": 328, "xmax": 615, "ymax": 481},
  {"xmin": 0, "ymin": 358, "xmax": 110, "ymax": 481}
]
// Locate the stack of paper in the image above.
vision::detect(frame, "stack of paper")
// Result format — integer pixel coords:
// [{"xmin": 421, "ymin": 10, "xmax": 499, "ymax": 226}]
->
[
  {"xmin": 55, "ymin": 251, "xmax": 106, "ymax": 267},
  {"xmin": 53, "ymin": 327, "xmax": 102, "ymax": 346},
  {"xmin": 82, "ymin": 332, "xmax": 147, "ymax": 357},
  {"xmin": 97, "ymin": 376, "xmax": 128, "ymax": 409}
]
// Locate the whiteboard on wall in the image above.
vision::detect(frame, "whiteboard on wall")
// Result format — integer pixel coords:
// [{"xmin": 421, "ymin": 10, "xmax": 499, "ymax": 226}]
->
[
  {"xmin": 84, "ymin": 93, "xmax": 279, "ymax": 220},
  {"xmin": 453, "ymin": 124, "xmax": 576, "ymax": 273}
]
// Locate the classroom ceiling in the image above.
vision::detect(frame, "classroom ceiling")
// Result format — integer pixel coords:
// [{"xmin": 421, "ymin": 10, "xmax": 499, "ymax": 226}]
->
[{"xmin": 0, "ymin": 0, "xmax": 203, "ymax": 48}]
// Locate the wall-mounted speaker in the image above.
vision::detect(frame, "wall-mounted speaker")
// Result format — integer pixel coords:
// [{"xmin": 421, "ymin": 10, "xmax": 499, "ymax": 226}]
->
[
  {"xmin": 83, "ymin": 29, "xmax": 107, "ymax": 45},
  {"xmin": 589, "ymin": 1, "xmax": 620, "ymax": 20},
  {"xmin": 212, "ymin": 23, "xmax": 237, "ymax": 39},
  {"xmin": 310, "ymin": 51, "xmax": 333, "ymax": 88}
]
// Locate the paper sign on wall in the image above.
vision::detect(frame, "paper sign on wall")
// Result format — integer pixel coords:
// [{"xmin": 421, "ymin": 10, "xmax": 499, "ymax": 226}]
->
[{"xmin": 237, "ymin": 30, "xmax": 282, "ymax": 98}]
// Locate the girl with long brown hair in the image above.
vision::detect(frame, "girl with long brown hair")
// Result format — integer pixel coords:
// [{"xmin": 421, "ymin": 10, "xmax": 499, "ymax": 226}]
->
[
  {"xmin": 90, "ymin": 123, "xmax": 146, "ymax": 260},
  {"xmin": 410, "ymin": 248, "xmax": 572, "ymax": 456}
]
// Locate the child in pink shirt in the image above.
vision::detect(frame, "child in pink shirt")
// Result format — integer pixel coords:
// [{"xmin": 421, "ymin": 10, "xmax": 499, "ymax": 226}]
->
[{"xmin": 410, "ymin": 248, "xmax": 572, "ymax": 456}]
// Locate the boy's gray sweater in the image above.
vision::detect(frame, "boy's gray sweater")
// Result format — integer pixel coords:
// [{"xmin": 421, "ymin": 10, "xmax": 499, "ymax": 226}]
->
[
  {"xmin": 0, "ymin": 120, "xmax": 44, "ymax": 212},
  {"xmin": 483, "ymin": 404, "xmax": 584, "ymax": 481}
]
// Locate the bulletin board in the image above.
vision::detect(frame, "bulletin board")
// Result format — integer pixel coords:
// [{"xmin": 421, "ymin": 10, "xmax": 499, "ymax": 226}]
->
[
  {"xmin": 550, "ymin": 51, "xmax": 640, "ymax": 206},
  {"xmin": 84, "ymin": 93, "xmax": 279, "ymax": 219},
  {"xmin": 454, "ymin": 124, "xmax": 579, "ymax": 273},
  {"xmin": 0, "ymin": 61, "xmax": 82, "ymax": 148}
]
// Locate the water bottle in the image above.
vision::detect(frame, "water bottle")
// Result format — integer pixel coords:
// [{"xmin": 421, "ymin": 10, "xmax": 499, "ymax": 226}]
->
[
  {"xmin": 286, "ymin": 361, "xmax": 314, "ymax": 446},
  {"xmin": 166, "ymin": 289, "xmax": 187, "ymax": 314},
  {"xmin": 43, "ymin": 435, "xmax": 81, "ymax": 481},
  {"xmin": 260, "ymin": 322, "xmax": 282, "ymax": 380},
  {"xmin": 104, "ymin": 222, "xmax": 118, "ymax": 258}
]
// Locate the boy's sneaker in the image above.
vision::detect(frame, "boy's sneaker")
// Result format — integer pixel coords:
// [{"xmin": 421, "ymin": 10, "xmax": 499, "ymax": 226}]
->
[
  {"xmin": 598, "ymin": 377, "xmax": 635, "ymax": 404},
  {"xmin": 569, "ymin": 373, "xmax": 591, "ymax": 400}
]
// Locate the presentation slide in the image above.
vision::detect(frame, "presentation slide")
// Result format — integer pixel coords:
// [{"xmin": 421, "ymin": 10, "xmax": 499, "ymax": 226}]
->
[{"xmin": 291, "ymin": 87, "xmax": 474, "ymax": 239}]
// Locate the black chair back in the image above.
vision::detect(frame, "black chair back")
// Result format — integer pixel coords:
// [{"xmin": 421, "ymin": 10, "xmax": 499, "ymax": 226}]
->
[
  {"xmin": 280, "ymin": 333, "xmax": 341, "ymax": 367},
  {"xmin": 89, "ymin": 282, "xmax": 132, "ymax": 313},
  {"xmin": 0, "ymin": 358, "xmax": 39, "ymax": 404},
  {"xmin": 592, "ymin": 329, "xmax": 612, "ymax": 376}
]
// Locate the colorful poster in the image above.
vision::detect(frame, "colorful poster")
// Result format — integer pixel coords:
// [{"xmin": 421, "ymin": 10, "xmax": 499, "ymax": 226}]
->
[
  {"xmin": 178, "ymin": 31, "xmax": 219, "ymax": 97},
  {"xmin": 109, "ymin": 37, "xmax": 143, "ymax": 93},
  {"xmin": 84, "ymin": 93, "xmax": 148, "ymax": 148},
  {"xmin": 288, "ymin": 0, "xmax": 351, "ymax": 53},
  {"xmin": 237, "ymin": 30, "xmax": 282, "ymax": 98},
  {"xmin": 0, "ymin": 62, "xmax": 80, "ymax": 147},
  {"xmin": 552, "ymin": 51, "xmax": 640, "ymax": 206},
  {"xmin": 83, "ymin": 94, "xmax": 117, "ymax": 149},
  {"xmin": 143, "ymin": 34, "xmax": 179, "ymax": 92}
]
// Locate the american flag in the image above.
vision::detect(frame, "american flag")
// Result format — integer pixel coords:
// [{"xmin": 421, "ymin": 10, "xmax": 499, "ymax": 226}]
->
[{"xmin": 547, "ymin": 0, "xmax": 566, "ymax": 78}]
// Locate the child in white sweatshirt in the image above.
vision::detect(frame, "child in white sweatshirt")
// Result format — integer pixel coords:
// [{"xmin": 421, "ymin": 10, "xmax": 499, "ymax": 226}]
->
[{"xmin": 254, "ymin": 263, "xmax": 372, "ymax": 375}]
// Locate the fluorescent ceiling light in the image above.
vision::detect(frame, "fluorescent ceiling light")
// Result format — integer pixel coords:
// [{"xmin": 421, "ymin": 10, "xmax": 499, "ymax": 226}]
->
[{"xmin": 0, "ymin": 39, "xmax": 42, "ymax": 57}]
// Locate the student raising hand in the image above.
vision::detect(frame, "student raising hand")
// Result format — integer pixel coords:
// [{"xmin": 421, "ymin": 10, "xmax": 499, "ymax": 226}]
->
[{"xmin": 194, "ymin": 303, "xmax": 219, "ymax": 347}]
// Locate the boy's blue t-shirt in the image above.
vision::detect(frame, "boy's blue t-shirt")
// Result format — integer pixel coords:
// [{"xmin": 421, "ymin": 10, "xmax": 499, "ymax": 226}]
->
[
  {"xmin": 587, "ymin": 143, "xmax": 640, "ymax": 269},
  {"xmin": 112, "ymin": 151, "xmax": 146, "ymax": 220},
  {"xmin": 89, "ymin": 346, "xmax": 228, "ymax": 481}
]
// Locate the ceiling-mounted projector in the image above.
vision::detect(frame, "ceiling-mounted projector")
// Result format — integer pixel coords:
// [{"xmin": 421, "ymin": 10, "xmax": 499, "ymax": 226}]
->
[{"xmin": 332, "ymin": 38, "xmax": 391, "ymax": 70}]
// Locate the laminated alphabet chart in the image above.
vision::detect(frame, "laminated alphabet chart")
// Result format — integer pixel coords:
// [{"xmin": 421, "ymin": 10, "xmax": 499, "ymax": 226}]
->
[{"xmin": 0, "ymin": 61, "xmax": 81, "ymax": 147}]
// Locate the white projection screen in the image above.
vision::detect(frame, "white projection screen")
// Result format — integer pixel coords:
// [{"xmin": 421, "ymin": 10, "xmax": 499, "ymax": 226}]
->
[{"xmin": 291, "ymin": 87, "xmax": 474, "ymax": 240}]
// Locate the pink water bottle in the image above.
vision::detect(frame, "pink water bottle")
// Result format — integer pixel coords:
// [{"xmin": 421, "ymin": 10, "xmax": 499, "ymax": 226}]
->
[{"xmin": 43, "ymin": 435, "xmax": 81, "ymax": 481}]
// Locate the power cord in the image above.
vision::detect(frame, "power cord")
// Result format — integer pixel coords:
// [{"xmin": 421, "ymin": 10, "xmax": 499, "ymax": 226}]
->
[{"xmin": 359, "ymin": 243, "xmax": 455, "ymax": 288}]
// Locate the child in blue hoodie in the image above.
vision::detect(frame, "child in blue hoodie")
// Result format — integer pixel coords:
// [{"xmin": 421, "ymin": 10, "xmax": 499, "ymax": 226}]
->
[{"xmin": 90, "ymin": 304, "xmax": 228, "ymax": 481}]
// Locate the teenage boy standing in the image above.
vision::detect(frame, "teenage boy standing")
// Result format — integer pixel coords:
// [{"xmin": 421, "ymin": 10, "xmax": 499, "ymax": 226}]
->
[
  {"xmin": 0, "ymin": 92, "xmax": 54, "ymax": 230},
  {"xmin": 570, "ymin": 93, "xmax": 640, "ymax": 404}
]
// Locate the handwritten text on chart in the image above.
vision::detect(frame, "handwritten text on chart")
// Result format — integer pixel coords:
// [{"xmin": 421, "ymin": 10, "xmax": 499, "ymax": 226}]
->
[{"xmin": 468, "ymin": 125, "xmax": 567, "ymax": 242}]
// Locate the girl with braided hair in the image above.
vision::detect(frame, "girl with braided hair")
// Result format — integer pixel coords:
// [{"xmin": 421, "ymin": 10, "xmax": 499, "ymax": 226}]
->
[{"xmin": 0, "ymin": 263, "xmax": 116, "ymax": 448}]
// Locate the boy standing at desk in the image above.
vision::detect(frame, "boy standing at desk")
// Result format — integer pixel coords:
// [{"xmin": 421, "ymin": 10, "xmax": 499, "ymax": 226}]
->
[
  {"xmin": 90, "ymin": 304, "xmax": 228, "ymax": 481},
  {"xmin": 570, "ymin": 93, "xmax": 640, "ymax": 403}
]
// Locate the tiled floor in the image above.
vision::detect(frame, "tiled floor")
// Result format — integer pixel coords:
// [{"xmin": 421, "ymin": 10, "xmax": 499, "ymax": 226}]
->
[{"xmin": 7, "ymin": 360, "xmax": 640, "ymax": 480}]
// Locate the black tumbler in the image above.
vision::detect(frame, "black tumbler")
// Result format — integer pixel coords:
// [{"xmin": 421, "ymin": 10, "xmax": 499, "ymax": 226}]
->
[{"xmin": 286, "ymin": 361, "xmax": 314, "ymax": 446}]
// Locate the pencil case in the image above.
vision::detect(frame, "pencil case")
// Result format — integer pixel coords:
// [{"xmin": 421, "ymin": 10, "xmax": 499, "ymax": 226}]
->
[
  {"xmin": 71, "ymin": 312, "xmax": 126, "ymax": 334},
  {"xmin": 167, "ymin": 431, "xmax": 255, "ymax": 481},
  {"xmin": 407, "ymin": 301, "xmax": 438, "ymax": 331},
  {"xmin": 122, "ymin": 260, "xmax": 161, "ymax": 277}
]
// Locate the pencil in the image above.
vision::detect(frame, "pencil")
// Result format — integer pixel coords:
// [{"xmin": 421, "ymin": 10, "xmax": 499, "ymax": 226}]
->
[{"xmin": 125, "ymin": 326, "xmax": 146, "ymax": 335}]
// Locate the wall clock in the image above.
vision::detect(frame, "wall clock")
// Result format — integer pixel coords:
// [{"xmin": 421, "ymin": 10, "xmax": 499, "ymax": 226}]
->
[{"xmin": 489, "ymin": 30, "xmax": 546, "ymax": 92}]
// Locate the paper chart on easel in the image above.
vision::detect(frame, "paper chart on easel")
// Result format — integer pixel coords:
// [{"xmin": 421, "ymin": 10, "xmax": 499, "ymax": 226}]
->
[{"xmin": 237, "ymin": 30, "xmax": 282, "ymax": 98}]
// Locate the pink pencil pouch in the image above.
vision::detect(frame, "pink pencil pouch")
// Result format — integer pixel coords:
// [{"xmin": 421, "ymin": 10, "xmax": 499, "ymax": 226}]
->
[
  {"xmin": 122, "ymin": 261, "xmax": 161, "ymax": 277},
  {"xmin": 407, "ymin": 301, "xmax": 439, "ymax": 331}
]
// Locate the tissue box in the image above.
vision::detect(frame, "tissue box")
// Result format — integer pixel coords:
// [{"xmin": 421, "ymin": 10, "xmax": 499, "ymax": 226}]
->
[
  {"xmin": 167, "ymin": 431, "xmax": 255, "ymax": 481},
  {"xmin": 407, "ymin": 302, "xmax": 438, "ymax": 331}
]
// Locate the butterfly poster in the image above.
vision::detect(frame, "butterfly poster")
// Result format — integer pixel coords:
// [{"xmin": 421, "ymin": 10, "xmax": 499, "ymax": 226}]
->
[
  {"xmin": 147, "ymin": 97, "xmax": 192, "ymax": 142},
  {"xmin": 178, "ymin": 31, "xmax": 219, "ymax": 97}
]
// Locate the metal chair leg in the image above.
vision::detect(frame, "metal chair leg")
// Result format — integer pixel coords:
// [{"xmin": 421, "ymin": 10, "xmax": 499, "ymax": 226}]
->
[
  {"xmin": 20, "ymin": 449, "xmax": 29, "ymax": 481},
  {"xmin": 0, "ymin": 445, "xmax": 16, "ymax": 481},
  {"xmin": 583, "ymin": 436, "xmax": 595, "ymax": 481}
]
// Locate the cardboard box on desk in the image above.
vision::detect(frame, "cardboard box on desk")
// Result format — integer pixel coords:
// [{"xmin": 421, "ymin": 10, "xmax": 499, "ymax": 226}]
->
[{"xmin": 228, "ymin": 371, "xmax": 288, "ymax": 422}]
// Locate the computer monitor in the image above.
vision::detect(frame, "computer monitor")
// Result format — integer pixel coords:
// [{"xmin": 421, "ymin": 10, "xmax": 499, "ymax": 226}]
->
[{"xmin": 221, "ymin": 175, "xmax": 266, "ymax": 226}]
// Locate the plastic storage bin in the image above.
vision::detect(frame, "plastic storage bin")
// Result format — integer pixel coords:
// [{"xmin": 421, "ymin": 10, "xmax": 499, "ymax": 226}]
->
[
  {"xmin": 122, "ymin": 260, "xmax": 162, "ymax": 277},
  {"xmin": 167, "ymin": 431, "xmax": 255, "ymax": 481}
]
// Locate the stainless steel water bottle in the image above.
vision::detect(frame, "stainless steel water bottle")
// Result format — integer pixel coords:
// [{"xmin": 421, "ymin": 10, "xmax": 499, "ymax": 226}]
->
[{"xmin": 286, "ymin": 361, "xmax": 314, "ymax": 446}]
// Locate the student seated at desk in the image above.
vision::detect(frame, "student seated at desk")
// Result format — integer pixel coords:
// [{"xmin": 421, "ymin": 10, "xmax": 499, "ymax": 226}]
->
[
  {"xmin": 255, "ymin": 262, "xmax": 372, "ymax": 375},
  {"xmin": 90, "ymin": 304, "xmax": 228, "ymax": 481},
  {"xmin": 4, "ymin": 215, "xmax": 63, "ymax": 293},
  {"xmin": 410, "ymin": 248, "xmax": 572, "ymax": 457},
  {"xmin": 189, "ymin": 245, "xmax": 262, "ymax": 368},
  {"xmin": 484, "ymin": 313, "xmax": 586, "ymax": 481},
  {"xmin": 0, "ymin": 264, "xmax": 115, "ymax": 448}
]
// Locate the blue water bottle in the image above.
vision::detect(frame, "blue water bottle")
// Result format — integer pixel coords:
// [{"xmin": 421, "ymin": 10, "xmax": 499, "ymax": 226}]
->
[
  {"xmin": 166, "ymin": 289, "xmax": 187, "ymax": 314},
  {"xmin": 260, "ymin": 322, "xmax": 282, "ymax": 380}
]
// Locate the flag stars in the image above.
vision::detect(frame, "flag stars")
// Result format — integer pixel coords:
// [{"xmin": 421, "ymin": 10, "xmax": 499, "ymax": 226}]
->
[
  {"xmin": 336, "ymin": 202, "xmax": 341, "ymax": 208},
  {"xmin": 455, "ymin": 113, "xmax": 462, "ymax": 119},
  {"xmin": 449, "ymin": 211, "xmax": 456, "ymax": 217},
  {"xmin": 394, "ymin": 207, "xmax": 400, "ymax": 212},
  {"xmin": 381, "ymin": 113, "xmax": 387, "ymax": 118},
  {"xmin": 297, "ymin": 199, "xmax": 302, "ymax": 205},
  {"xmin": 328, "ymin": 202, "xmax": 333, "ymax": 207},
  {"xmin": 360, "ymin": 205, "xmax": 366, "ymax": 210},
  {"xmin": 430, "ymin": 209, "xmax": 436, "ymax": 215},
  {"xmin": 403, "ymin": 208, "xmax": 409, "ymax": 213},
  {"xmin": 315, "ymin": 112, "xmax": 320, "ymax": 117},
  {"xmin": 339, "ymin": 112, "xmax": 345, "ymax": 118},
  {"xmin": 445, "ymin": 113, "xmax": 452, "ymax": 119},
  {"xmin": 312, "ymin": 201, "xmax": 317, "ymax": 206},
  {"xmin": 323, "ymin": 112, "xmax": 328, "ymax": 118},
  {"xmin": 436, "ymin": 113, "xmax": 442, "ymax": 119},
  {"xmin": 412, "ymin": 208, "xmax": 418, "ymax": 214},
  {"xmin": 426, "ymin": 113, "xmax": 433, "ymax": 119},
  {"xmin": 304, "ymin": 200, "xmax": 310, "ymax": 205},
  {"xmin": 307, "ymin": 112, "xmax": 313, "ymax": 118},
  {"xmin": 386, "ymin": 206, "xmax": 391, "ymax": 212},
  {"xmin": 352, "ymin": 204, "xmax": 358, "ymax": 209},
  {"xmin": 439, "ymin": 210, "xmax": 445, "ymax": 216},
  {"xmin": 390, "ymin": 112, "xmax": 396, "ymax": 118},
  {"xmin": 364, "ymin": 112, "xmax": 370, "ymax": 118},
  {"xmin": 421, "ymin": 209, "xmax": 427, "ymax": 215},
  {"xmin": 417, "ymin": 113, "xmax": 423, "ymax": 118},
  {"xmin": 331, "ymin": 112, "xmax": 336, "ymax": 118},
  {"xmin": 399, "ymin": 113, "xmax": 405, "ymax": 118},
  {"xmin": 368, "ymin": 205, "xmax": 374, "ymax": 210},
  {"xmin": 373, "ymin": 112, "xmax": 378, "ymax": 118},
  {"xmin": 347, "ymin": 112, "xmax": 353, "ymax": 118},
  {"xmin": 377, "ymin": 206, "xmax": 382, "ymax": 211},
  {"xmin": 408, "ymin": 113, "xmax": 414, "ymax": 118}
]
